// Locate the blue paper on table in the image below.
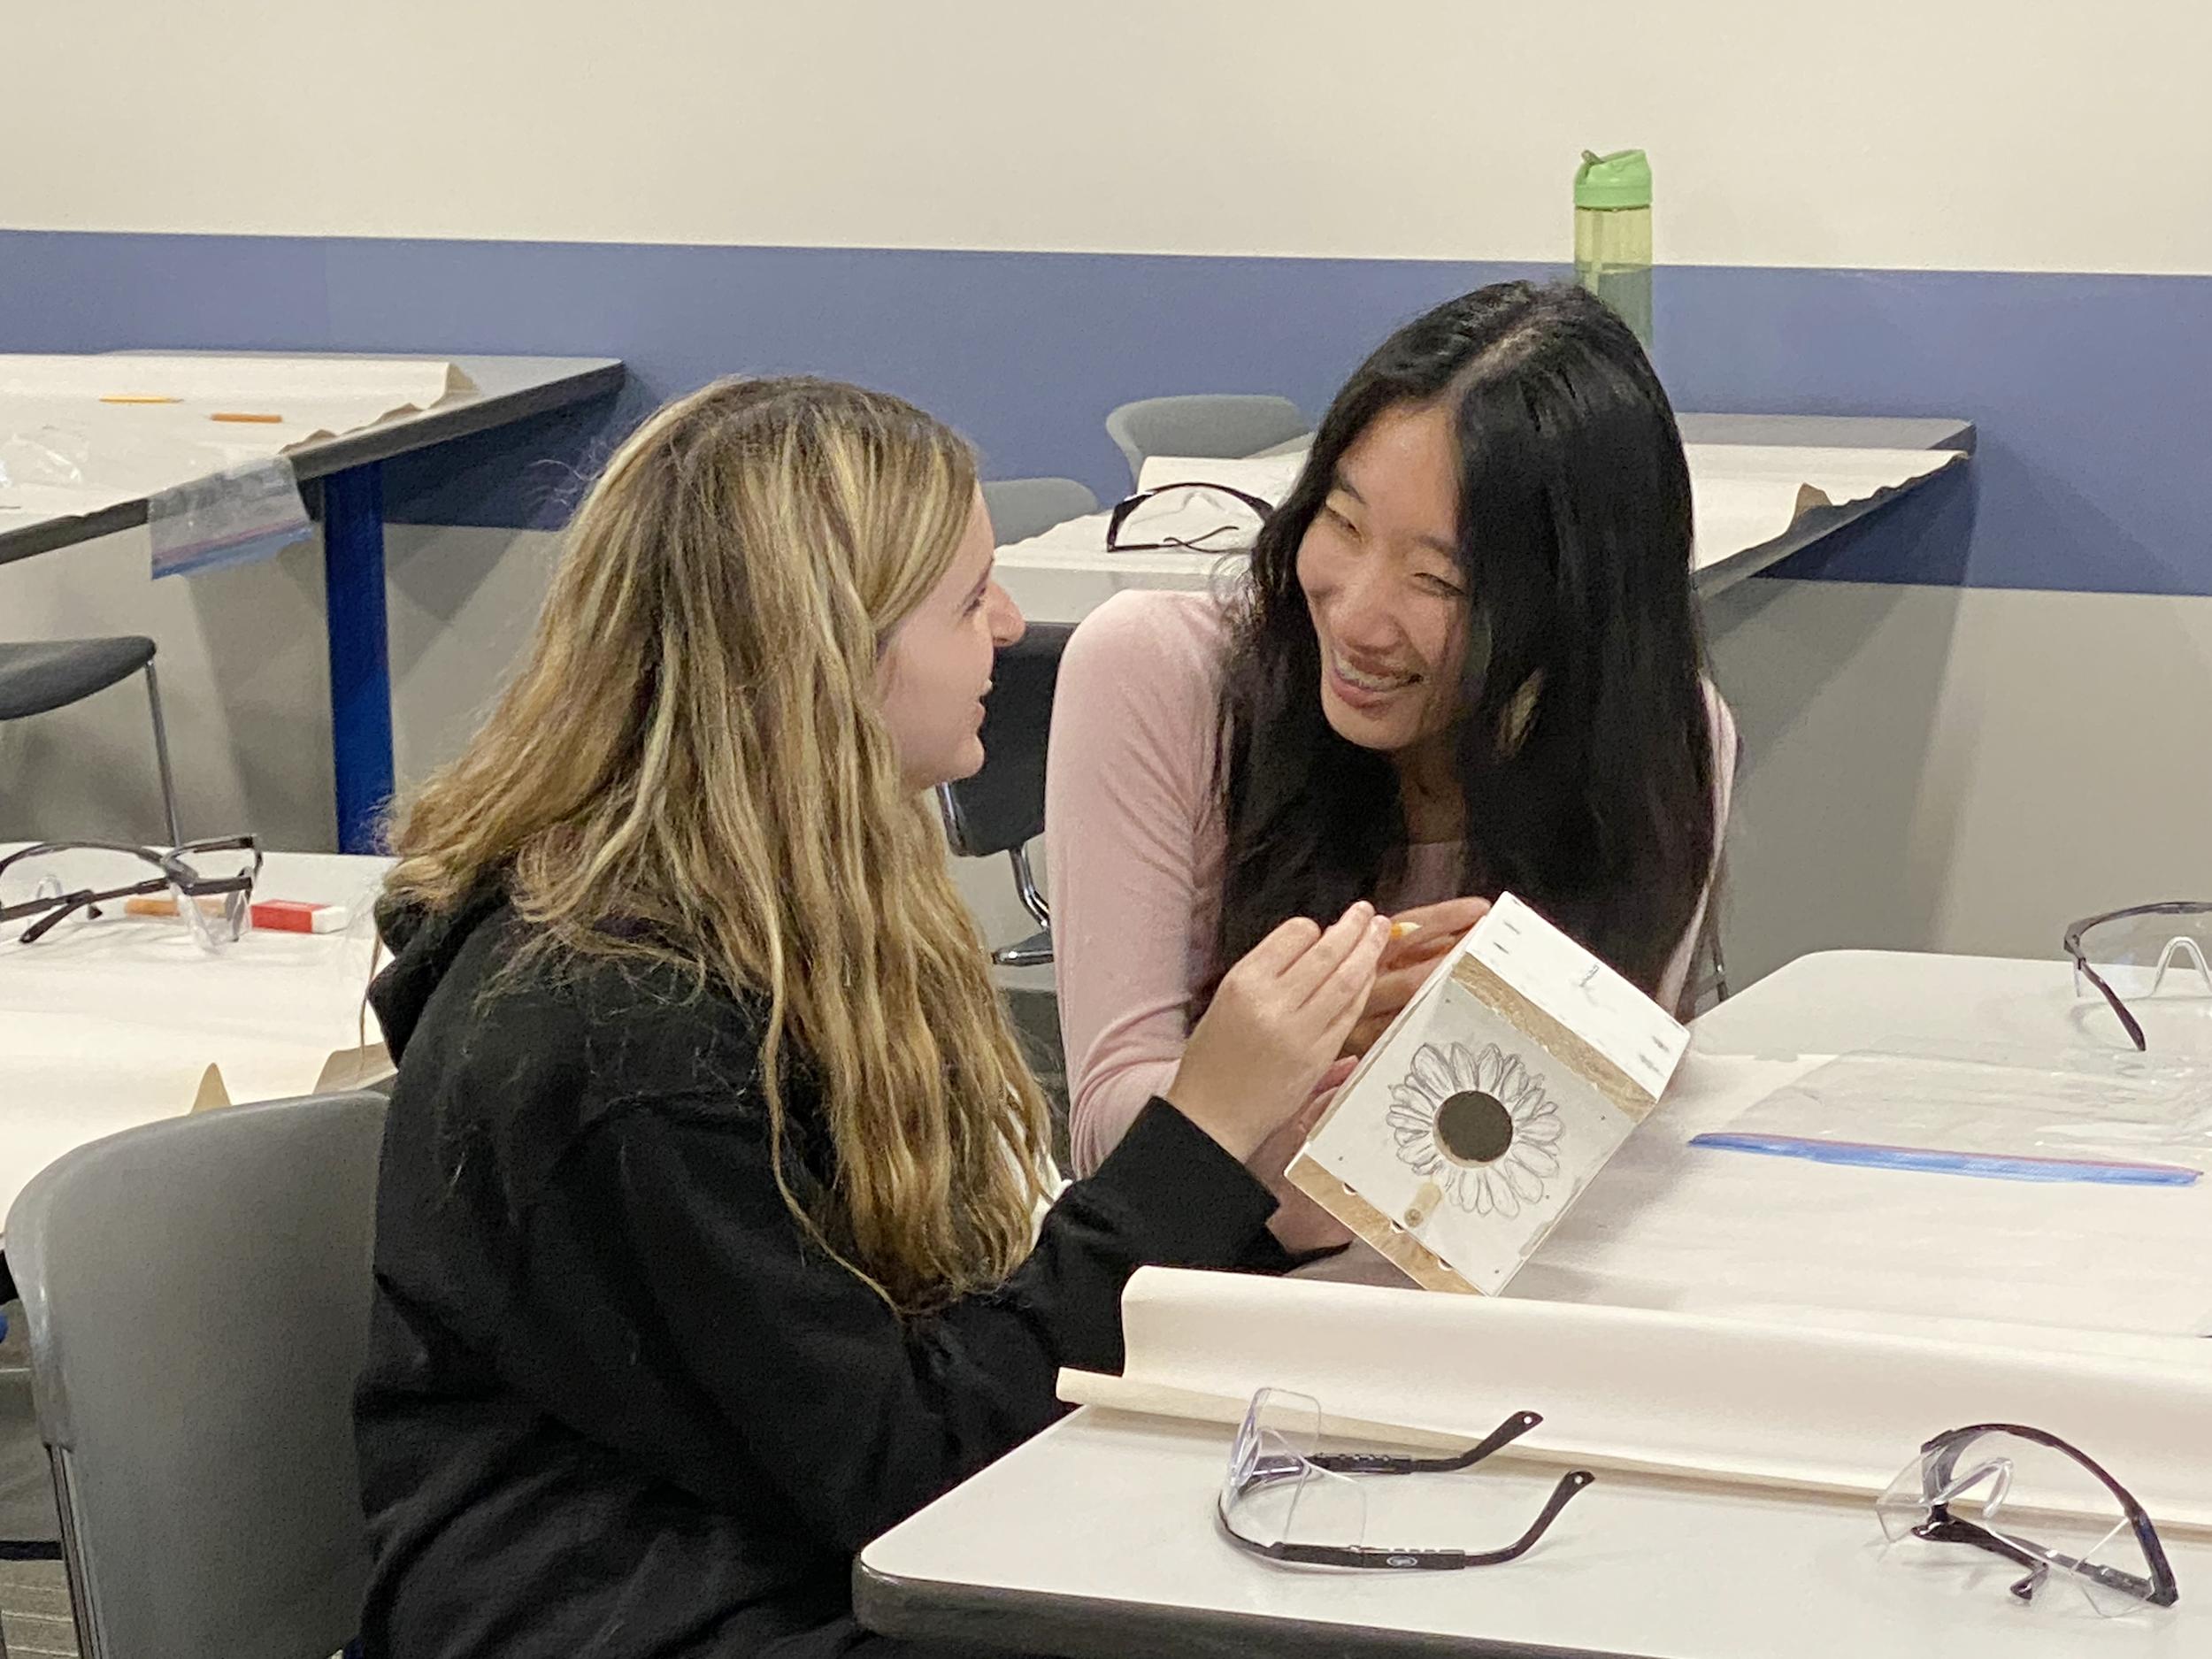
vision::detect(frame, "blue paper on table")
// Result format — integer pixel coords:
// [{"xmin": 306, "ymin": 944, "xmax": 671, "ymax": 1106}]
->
[
  {"xmin": 1688, "ymin": 1132, "xmax": 2201, "ymax": 1187},
  {"xmin": 1703, "ymin": 1041, "xmax": 2212, "ymax": 1188}
]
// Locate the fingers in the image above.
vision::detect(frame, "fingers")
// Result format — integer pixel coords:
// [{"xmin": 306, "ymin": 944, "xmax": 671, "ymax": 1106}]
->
[
  {"xmin": 1305, "ymin": 913, "xmax": 1390, "ymax": 1038},
  {"xmin": 1347, "ymin": 957, "xmax": 1440, "ymax": 1050},
  {"xmin": 1235, "ymin": 913, "xmax": 1325, "ymax": 979},
  {"xmin": 1246, "ymin": 895, "xmax": 1486, "ymax": 993},
  {"xmin": 1388, "ymin": 895, "xmax": 1494, "ymax": 934},
  {"xmin": 1371, "ymin": 956, "xmax": 1439, "ymax": 1005},
  {"xmin": 1289, "ymin": 1078, "xmax": 1344, "ymax": 1141},
  {"xmin": 1381, "ymin": 896, "xmax": 1491, "ymax": 966},
  {"xmin": 1272, "ymin": 901, "xmax": 1377, "ymax": 1003},
  {"xmin": 1252, "ymin": 1069, "xmax": 1340, "ymax": 1157},
  {"xmin": 1340, "ymin": 1010, "xmax": 1392, "ymax": 1060},
  {"xmin": 1266, "ymin": 1185, "xmax": 1355, "ymax": 1252},
  {"xmin": 1385, "ymin": 926, "xmax": 1462, "ymax": 969}
]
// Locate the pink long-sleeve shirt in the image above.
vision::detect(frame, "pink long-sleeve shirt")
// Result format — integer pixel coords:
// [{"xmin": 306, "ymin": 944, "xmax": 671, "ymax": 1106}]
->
[{"xmin": 1046, "ymin": 587, "xmax": 1737, "ymax": 1177}]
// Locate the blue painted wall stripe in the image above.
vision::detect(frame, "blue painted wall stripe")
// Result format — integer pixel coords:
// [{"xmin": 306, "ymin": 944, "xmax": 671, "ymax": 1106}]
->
[{"xmin": 4, "ymin": 230, "xmax": 2207, "ymax": 596}]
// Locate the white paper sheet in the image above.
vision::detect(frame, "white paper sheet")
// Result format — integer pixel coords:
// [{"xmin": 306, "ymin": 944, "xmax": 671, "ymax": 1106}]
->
[
  {"xmin": 0, "ymin": 356, "xmax": 468, "ymax": 403},
  {"xmin": 1513, "ymin": 1051, "xmax": 2212, "ymax": 1338},
  {"xmin": 1071, "ymin": 1267, "xmax": 2212, "ymax": 1532},
  {"xmin": 0, "ymin": 354, "xmax": 475, "ymax": 526},
  {"xmin": 1686, "ymin": 443, "xmax": 1961, "ymax": 572},
  {"xmin": 995, "ymin": 442, "xmax": 1967, "ymax": 620}
]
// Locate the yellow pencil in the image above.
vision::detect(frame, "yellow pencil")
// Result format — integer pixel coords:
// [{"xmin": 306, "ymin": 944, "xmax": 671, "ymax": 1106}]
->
[
  {"xmin": 123, "ymin": 895, "xmax": 226, "ymax": 918},
  {"xmin": 101, "ymin": 394, "xmax": 180, "ymax": 404},
  {"xmin": 1389, "ymin": 920, "xmax": 1422, "ymax": 940}
]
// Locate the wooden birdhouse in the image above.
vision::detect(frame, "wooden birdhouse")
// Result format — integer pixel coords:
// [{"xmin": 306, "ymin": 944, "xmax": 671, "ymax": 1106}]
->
[{"xmin": 1286, "ymin": 894, "xmax": 1691, "ymax": 1294}]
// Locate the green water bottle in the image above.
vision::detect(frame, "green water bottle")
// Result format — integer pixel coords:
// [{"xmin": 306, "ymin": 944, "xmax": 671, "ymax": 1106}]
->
[{"xmin": 1574, "ymin": 148, "xmax": 1653, "ymax": 350}]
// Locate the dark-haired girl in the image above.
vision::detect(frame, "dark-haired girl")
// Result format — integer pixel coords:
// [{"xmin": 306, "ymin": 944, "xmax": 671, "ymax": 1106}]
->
[{"xmin": 1047, "ymin": 282, "xmax": 1736, "ymax": 1260}]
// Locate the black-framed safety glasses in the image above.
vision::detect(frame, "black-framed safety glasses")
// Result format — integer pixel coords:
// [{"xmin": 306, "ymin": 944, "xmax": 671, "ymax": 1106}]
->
[
  {"xmin": 2064, "ymin": 902, "xmax": 2212, "ymax": 1052},
  {"xmin": 1878, "ymin": 1420, "xmax": 2178, "ymax": 1615},
  {"xmin": 1103, "ymin": 481, "xmax": 1276, "ymax": 553},
  {"xmin": 1217, "ymin": 1386, "xmax": 1594, "ymax": 1571},
  {"xmin": 0, "ymin": 836, "xmax": 262, "ymax": 949}
]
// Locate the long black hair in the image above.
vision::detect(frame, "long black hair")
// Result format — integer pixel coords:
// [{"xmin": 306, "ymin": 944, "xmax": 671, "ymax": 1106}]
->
[{"xmin": 1210, "ymin": 282, "xmax": 1717, "ymax": 997}]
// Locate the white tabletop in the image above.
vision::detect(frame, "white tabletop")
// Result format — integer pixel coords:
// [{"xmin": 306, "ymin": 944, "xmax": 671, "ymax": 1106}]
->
[
  {"xmin": 859, "ymin": 1408, "xmax": 2209, "ymax": 1658},
  {"xmin": 857, "ymin": 949, "xmax": 2212, "ymax": 1655},
  {"xmin": 0, "ymin": 351, "xmax": 623, "ymax": 566},
  {"xmin": 1248, "ymin": 412, "xmax": 1977, "ymax": 461},
  {"xmin": 996, "ymin": 413, "xmax": 1975, "ymax": 624},
  {"xmin": 1509, "ymin": 950, "xmax": 2212, "ymax": 1341},
  {"xmin": 0, "ymin": 845, "xmax": 390, "ymax": 1226},
  {"xmin": 1689, "ymin": 947, "xmax": 2211, "ymax": 1057},
  {"xmin": 1250, "ymin": 413, "xmax": 1977, "ymax": 461}
]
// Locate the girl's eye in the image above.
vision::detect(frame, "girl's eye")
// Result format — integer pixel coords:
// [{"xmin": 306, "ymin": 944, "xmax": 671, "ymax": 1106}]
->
[
  {"xmin": 1323, "ymin": 504, "xmax": 1360, "ymax": 537},
  {"xmin": 1417, "ymin": 572, "xmax": 1465, "ymax": 599}
]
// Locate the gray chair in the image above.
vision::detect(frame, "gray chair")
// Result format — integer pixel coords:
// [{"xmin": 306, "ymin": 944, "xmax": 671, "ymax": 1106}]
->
[
  {"xmin": 1103, "ymin": 395, "xmax": 1310, "ymax": 487},
  {"xmin": 0, "ymin": 639, "xmax": 180, "ymax": 845},
  {"xmin": 981, "ymin": 478, "xmax": 1099, "ymax": 544},
  {"xmin": 1679, "ymin": 773, "xmax": 1743, "ymax": 1020},
  {"xmin": 0, "ymin": 1317, "xmax": 65, "ymax": 1659},
  {"xmin": 939, "ymin": 624, "xmax": 1073, "ymax": 969},
  {"xmin": 5, "ymin": 1090, "xmax": 388, "ymax": 1659},
  {"xmin": 1682, "ymin": 904, "xmax": 1732, "ymax": 1020}
]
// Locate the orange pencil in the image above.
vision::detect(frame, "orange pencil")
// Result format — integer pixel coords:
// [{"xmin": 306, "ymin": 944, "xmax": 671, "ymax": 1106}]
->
[{"xmin": 210, "ymin": 411, "xmax": 283, "ymax": 424}]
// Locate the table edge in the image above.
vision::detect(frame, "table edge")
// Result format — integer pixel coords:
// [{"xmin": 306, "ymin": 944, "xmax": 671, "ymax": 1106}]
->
[
  {"xmin": 288, "ymin": 357, "xmax": 626, "ymax": 480},
  {"xmin": 852, "ymin": 1561, "xmax": 1639, "ymax": 1659},
  {"xmin": 0, "ymin": 357, "xmax": 626, "ymax": 565}
]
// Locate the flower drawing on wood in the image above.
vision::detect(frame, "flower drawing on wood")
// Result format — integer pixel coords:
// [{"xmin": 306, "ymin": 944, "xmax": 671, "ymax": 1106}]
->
[{"xmin": 1385, "ymin": 1041, "xmax": 1563, "ymax": 1218}]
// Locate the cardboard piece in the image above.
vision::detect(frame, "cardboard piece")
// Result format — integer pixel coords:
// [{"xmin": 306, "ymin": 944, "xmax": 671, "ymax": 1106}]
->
[
  {"xmin": 189, "ymin": 1064, "xmax": 231, "ymax": 1114},
  {"xmin": 1288, "ymin": 895, "xmax": 1689, "ymax": 1294},
  {"xmin": 314, "ymin": 1042, "xmax": 394, "ymax": 1094},
  {"xmin": 183, "ymin": 1044, "xmax": 388, "ymax": 1115}
]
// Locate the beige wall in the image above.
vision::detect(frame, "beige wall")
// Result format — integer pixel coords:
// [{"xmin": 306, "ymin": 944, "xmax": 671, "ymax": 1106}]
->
[
  {"xmin": 1706, "ymin": 578, "xmax": 2212, "ymax": 981},
  {"xmin": 7, "ymin": 2, "xmax": 2205, "ymax": 984},
  {"xmin": 4, "ymin": 2, "xmax": 2209, "ymax": 275},
  {"xmin": 9, "ymin": 523, "xmax": 2207, "ymax": 983}
]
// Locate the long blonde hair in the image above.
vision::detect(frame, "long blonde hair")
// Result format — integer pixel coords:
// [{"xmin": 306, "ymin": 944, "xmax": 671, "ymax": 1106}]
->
[{"xmin": 383, "ymin": 376, "xmax": 1055, "ymax": 1313}]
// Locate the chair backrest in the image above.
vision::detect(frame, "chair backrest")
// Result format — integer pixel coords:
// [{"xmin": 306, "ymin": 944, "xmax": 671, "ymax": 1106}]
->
[
  {"xmin": 1103, "ymin": 395, "xmax": 1310, "ymax": 485},
  {"xmin": 5, "ymin": 1091, "xmax": 389, "ymax": 1659},
  {"xmin": 939, "ymin": 623, "xmax": 1075, "ymax": 858},
  {"xmin": 981, "ymin": 477, "xmax": 1101, "ymax": 545},
  {"xmin": 0, "ymin": 637, "xmax": 157, "ymax": 722}
]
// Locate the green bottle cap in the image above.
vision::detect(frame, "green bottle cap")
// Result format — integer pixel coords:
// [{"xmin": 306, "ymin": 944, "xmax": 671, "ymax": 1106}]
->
[{"xmin": 1575, "ymin": 149, "xmax": 1652, "ymax": 211}]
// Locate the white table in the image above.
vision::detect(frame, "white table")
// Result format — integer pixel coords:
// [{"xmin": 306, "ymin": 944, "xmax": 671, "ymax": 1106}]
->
[
  {"xmin": 1688, "ymin": 946, "xmax": 2208, "ymax": 1057},
  {"xmin": 0, "ymin": 845, "xmax": 390, "ymax": 1231},
  {"xmin": 0, "ymin": 353, "xmax": 625, "ymax": 852},
  {"xmin": 858, "ymin": 1407, "xmax": 2211, "ymax": 1658},
  {"xmin": 1515, "ymin": 950, "xmax": 2212, "ymax": 1342},
  {"xmin": 856, "ymin": 950, "xmax": 2212, "ymax": 1655},
  {"xmin": 995, "ymin": 412, "xmax": 1975, "ymax": 625}
]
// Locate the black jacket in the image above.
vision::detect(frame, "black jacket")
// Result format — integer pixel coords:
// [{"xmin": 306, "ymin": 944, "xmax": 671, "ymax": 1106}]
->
[{"xmin": 354, "ymin": 885, "xmax": 1284, "ymax": 1657}]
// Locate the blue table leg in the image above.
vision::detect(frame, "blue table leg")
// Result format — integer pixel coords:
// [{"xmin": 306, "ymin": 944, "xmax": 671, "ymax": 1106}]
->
[{"xmin": 322, "ymin": 464, "xmax": 395, "ymax": 855}]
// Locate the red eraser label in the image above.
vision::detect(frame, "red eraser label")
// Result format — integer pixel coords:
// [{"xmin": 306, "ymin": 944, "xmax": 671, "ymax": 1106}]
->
[{"xmin": 250, "ymin": 899, "xmax": 345, "ymax": 933}]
